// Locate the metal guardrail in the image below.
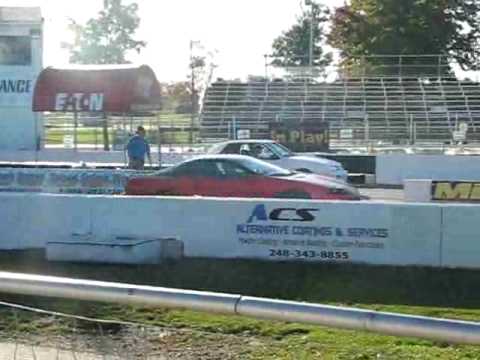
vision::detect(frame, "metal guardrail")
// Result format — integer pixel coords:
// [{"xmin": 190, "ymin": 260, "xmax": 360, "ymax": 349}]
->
[{"xmin": 0, "ymin": 271, "xmax": 479, "ymax": 345}]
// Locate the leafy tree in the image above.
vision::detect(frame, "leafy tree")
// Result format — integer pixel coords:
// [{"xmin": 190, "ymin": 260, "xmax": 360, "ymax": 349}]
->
[
  {"xmin": 328, "ymin": 0, "xmax": 480, "ymax": 76},
  {"xmin": 161, "ymin": 82, "xmax": 194, "ymax": 114},
  {"xmin": 67, "ymin": 0, "xmax": 146, "ymax": 64},
  {"xmin": 65, "ymin": 0, "xmax": 146, "ymax": 150},
  {"xmin": 271, "ymin": 1, "xmax": 332, "ymax": 73}
]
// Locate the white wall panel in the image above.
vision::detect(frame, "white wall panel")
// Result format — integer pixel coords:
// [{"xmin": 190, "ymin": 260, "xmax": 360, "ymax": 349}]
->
[{"xmin": 377, "ymin": 154, "xmax": 480, "ymax": 185}]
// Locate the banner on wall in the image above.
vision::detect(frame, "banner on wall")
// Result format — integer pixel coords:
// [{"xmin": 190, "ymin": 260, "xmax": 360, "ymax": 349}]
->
[
  {"xmin": 0, "ymin": 72, "xmax": 36, "ymax": 107},
  {"xmin": 0, "ymin": 168, "xmax": 139, "ymax": 195},
  {"xmin": 233, "ymin": 203, "xmax": 389, "ymax": 263},
  {"xmin": 432, "ymin": 181, "xmax": 480, "ymax": 201},
  {"xmin": 269, "ymin": 121, "xmax": 329, "ymax": 152}
]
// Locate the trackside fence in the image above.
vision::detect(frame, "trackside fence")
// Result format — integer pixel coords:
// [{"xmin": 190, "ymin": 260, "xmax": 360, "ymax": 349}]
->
[
  {"xmin": 0, "ymin": 300, "xmax": 157, "ymax": 359},
  {"xmin": 0, "ymin": 271, "xmax": 480, "ymax": 346}
]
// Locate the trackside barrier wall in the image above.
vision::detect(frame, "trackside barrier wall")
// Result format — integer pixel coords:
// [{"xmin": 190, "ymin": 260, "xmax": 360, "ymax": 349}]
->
[
  {"xmin": 0, "ymin": 150, "xmax": 186, "ymax": 164},
  {"xmin": 404, "ymin": 180, "xmax": 432, "ymax": 202},
  {"xmin": 0, "ymin": 168, "xmax": 140, "ymax": 194},
  {"xmin": 441, "ymin": 204, "xmax": 480, "ymax": 269},
  {"xmin": 0, "ymin": 193, "xmax": 446, "ymax": 267},
  {"xmin": 2, "ymin": 192, "xmax": 480, "ymax": 268},
  {"xmin": 377, "ymin": 154, "xmax": 480, "ymax": 185}
]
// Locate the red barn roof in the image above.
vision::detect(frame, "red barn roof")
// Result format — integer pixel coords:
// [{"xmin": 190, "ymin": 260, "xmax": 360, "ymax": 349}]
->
[{"xmin": 33, "ymin": 64, "xmax": 161, "ymax": 113}]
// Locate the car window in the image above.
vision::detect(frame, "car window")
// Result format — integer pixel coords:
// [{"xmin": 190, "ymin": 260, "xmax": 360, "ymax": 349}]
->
[
  {"xmin": 239, "ymin": 144, "xmax": 251, "ymax": 155},
  {"xmin": 172, "ymin": 160, "xmax": 222, "ymax": 177},
  {"xmin": 269, "ymin": 143, "xmax": 293, "ymax": 157},
  {"xmin": 253, "ymin": 144, "xmax": 277, "ymax": 160},
  {"xmin": 216, "ymin": 160, "xmax": 251, "ymax": 177},
  {"xmin": 238, "ymin": 157, "xmax": 293, "ymax": 176},
  {"xmin": 207, "ymin": 143, "xmax": 226, "ymax": 154},
  {"xmin": 222, "ymin": 143, "xmax": 242, "ymax": 154}
]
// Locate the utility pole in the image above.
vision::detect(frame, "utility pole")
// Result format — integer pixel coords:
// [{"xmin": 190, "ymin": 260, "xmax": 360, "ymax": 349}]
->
[
  {"xmin": 306, "ymin": 0, "xmax": 314, "ymax": 70},
  {"xmin": 264, "ymin": 54, "xmax": 269, "ymax": 79}
]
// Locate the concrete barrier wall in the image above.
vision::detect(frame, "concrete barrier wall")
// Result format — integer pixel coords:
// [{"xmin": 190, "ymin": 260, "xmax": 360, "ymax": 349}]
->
[
  {"xmin": 0, "ymin": 193, "xmax": 91, "ymax": 249},
  {"xmin": 2, "ymin": 192, "xmax": 480, "ymax": 268},
  {"xmin": 441, "ymin": 204, "xmax": 480, "ymax": 269},
  {"xmin": 91, "ymin": 197, "xmax": 442, "ymax": 266},
  {"xmin": 0, "ymin": 149, "xmax": 187, "ymax": 165},
  {"xmin": 377, "ymin": 154, "xmax": 480, "ymax": 185},
  {"xmin": 0, "ymin": 168, "xmax": 142, "ymax": 194},
  {"xmin": 0, "ymin": 193, "xmax": 451, "ymax": 267}
]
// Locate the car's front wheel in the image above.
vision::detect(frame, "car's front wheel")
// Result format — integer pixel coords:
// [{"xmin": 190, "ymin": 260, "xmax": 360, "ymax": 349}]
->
[{"xmin": 273, "ymin": 190, "xmax": 312, "ymax": 199}]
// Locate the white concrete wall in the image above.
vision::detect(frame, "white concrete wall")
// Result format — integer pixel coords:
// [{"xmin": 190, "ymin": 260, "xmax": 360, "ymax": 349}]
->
[
  {"xmin": 3, "ymin": 192, "xmax": 480, "ymax": 268},
  {"xmin": 404, "ymin": 179, "xmax": 432, "ymax": 202},
  {"xmin": 0, "ymin": 149, "xmax": 186, "ymax": 165},
  {"xmin": 0, "ymin": 193, "xmax": 91, "ymax": 249},
  {"xmin": 377, "ymin": 154, "xmax": 480, "ymax": 185},
  {"xmin": 0, "ymin": 108, "xmax": 42, "ymax": 150},
  {"xmin": 0, "ymin": 193, "xmax": 454, "ymax": 268},
  {"xmin": 441, "ymin": 204, "xmax": 480, "ymax": 269}
]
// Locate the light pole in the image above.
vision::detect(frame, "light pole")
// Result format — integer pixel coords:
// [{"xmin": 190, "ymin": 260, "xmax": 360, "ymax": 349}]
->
[
  {"xmin": 189, "ymin": 40, "xmax": 201, "ymax": 144},
  {"xmin": 264, "ymin": 54, "xmax": 269, "ymax": 79}
]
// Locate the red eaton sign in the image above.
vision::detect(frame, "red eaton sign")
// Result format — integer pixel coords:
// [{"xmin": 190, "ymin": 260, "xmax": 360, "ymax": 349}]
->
[
  {"xmin": 32, "ymin": 65, "xmax": 161, "ymax": 113},
  {"xmin": 54, "ymin": 92, "xmax": 104, "ymax": 111}
]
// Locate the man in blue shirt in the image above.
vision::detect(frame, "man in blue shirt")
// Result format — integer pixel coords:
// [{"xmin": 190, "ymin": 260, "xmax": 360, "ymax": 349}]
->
[{"xmin": 126, "ymin": 126, "xmax": 151, "ymax": 170}]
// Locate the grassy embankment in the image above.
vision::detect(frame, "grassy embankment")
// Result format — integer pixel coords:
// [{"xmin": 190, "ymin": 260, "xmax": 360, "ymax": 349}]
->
[{"xmin": 0, "ymin": 251, "xmax": 479, "ymax": 359}]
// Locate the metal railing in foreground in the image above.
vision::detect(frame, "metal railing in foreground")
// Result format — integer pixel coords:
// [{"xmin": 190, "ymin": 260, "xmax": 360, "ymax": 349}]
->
[{"xmin": 0, "ymin": 271, "xmax": 479, "ymax": 346}]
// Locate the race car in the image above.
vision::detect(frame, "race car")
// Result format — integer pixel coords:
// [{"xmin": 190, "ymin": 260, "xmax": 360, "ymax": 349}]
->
[
  {"xmin": 125, "ymin": 154, "xmax": 361, "ymax": 200},
  {"xmin": 207, "ymin": 139, "xmax": 348, "ymax": 181}
]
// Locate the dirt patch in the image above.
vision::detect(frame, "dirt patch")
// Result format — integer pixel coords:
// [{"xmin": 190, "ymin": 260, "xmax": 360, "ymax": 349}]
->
[{"xmin": 1, "ymin": 324, "xmax": 274, "ymax": 359}]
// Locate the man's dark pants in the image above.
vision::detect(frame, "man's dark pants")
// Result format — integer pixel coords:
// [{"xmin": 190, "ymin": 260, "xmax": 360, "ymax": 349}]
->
[{"xmin": 128, "ymin": 158, "xmax": 145, "ymax": 170}]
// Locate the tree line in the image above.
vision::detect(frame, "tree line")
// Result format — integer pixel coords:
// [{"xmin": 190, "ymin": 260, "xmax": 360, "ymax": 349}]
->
[
  {"xmin": 68, "ymin": 0, "xmax": 480, "ymax": 77},
  {"xmin": 272, "ymin": 0, "xmax": 480, "ymax": 77},
  {"xmin": 66, "ymin": 0, "xmax": 480, "ymax": 112}
]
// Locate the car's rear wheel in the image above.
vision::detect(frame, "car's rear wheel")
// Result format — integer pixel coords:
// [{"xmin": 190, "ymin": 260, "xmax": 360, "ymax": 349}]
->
[{"xmin": 274, "ymin": 190, "xmax": 312, "ymax": 199}]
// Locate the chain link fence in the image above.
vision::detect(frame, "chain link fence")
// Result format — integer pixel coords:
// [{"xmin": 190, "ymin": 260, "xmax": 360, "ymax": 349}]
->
[
  {"xmin": 0, "ymin": 300, "xmax": 162, "ymax": 359},
  {"xmin": 0, "ymin": 300, "xmax": 255, "ymax": 359},
  {"xmin": 43, "ymin": 112, "xmax": 204, "ymax": 154}
]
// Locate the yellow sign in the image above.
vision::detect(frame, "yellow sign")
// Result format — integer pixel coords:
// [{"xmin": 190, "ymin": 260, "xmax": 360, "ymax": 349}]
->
[{"xmin": 432, "ymin": 182, "xmax": 480, "ymax": 201}]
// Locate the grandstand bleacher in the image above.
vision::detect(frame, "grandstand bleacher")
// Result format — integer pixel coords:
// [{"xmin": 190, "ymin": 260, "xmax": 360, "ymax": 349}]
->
[{"xmin": 200, "ymin": 75, "xmax": 480, "ymax": 146}]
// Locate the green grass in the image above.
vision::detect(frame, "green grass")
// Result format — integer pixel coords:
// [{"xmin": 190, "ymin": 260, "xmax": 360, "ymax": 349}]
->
[
  {"xmin": 46, "ymin": 127, "xmax": 108, "ymax": 145},
  {"xmin": 1, "ymin": 251, "xmax": 480, "ymax": 358},
  {"xmin": 45, "ymin": 127, "xmax": 198, "ymax": 145},
  {"xmin": 45, "ymin": 113, "xmax": 196, "ymax": 146}
]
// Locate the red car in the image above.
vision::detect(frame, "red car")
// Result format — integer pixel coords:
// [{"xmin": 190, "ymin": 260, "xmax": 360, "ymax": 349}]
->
[{"xmin": 125, "ymin": 155, "xmax": 361, "ymax": 200}]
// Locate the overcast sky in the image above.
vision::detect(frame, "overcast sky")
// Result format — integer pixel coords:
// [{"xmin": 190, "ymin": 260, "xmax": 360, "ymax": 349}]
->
[{"xmin": 2, "ymin": 0, "xmax": 345, "ymax": 82}]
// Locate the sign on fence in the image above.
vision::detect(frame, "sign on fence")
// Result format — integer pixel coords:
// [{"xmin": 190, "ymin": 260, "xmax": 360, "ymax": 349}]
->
[
  {"xmin": 269, "ymin": 122, "xmax": 329, "ymax": 152},
  {"xmin": 63, "ymin": 135, "xmax": 74, "ymax": 149},
  {"xmin": 236, "ymin": 129, "xmax": 251, "ymax": 140},
  {"xmin": 340, "ymin": 129, "xmax": 354, "ymax": 139}
]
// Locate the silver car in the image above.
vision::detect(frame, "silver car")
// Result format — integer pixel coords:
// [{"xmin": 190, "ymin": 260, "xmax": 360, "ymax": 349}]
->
[{"xmin": 208, "ymin": 140, "xmax": 348, "ymax": 181}]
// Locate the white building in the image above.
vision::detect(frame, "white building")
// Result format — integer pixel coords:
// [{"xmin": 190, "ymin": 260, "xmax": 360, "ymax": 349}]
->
[{"xmin": 0, "ymin": 7, "xmax": 43, "ymax": 150}]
